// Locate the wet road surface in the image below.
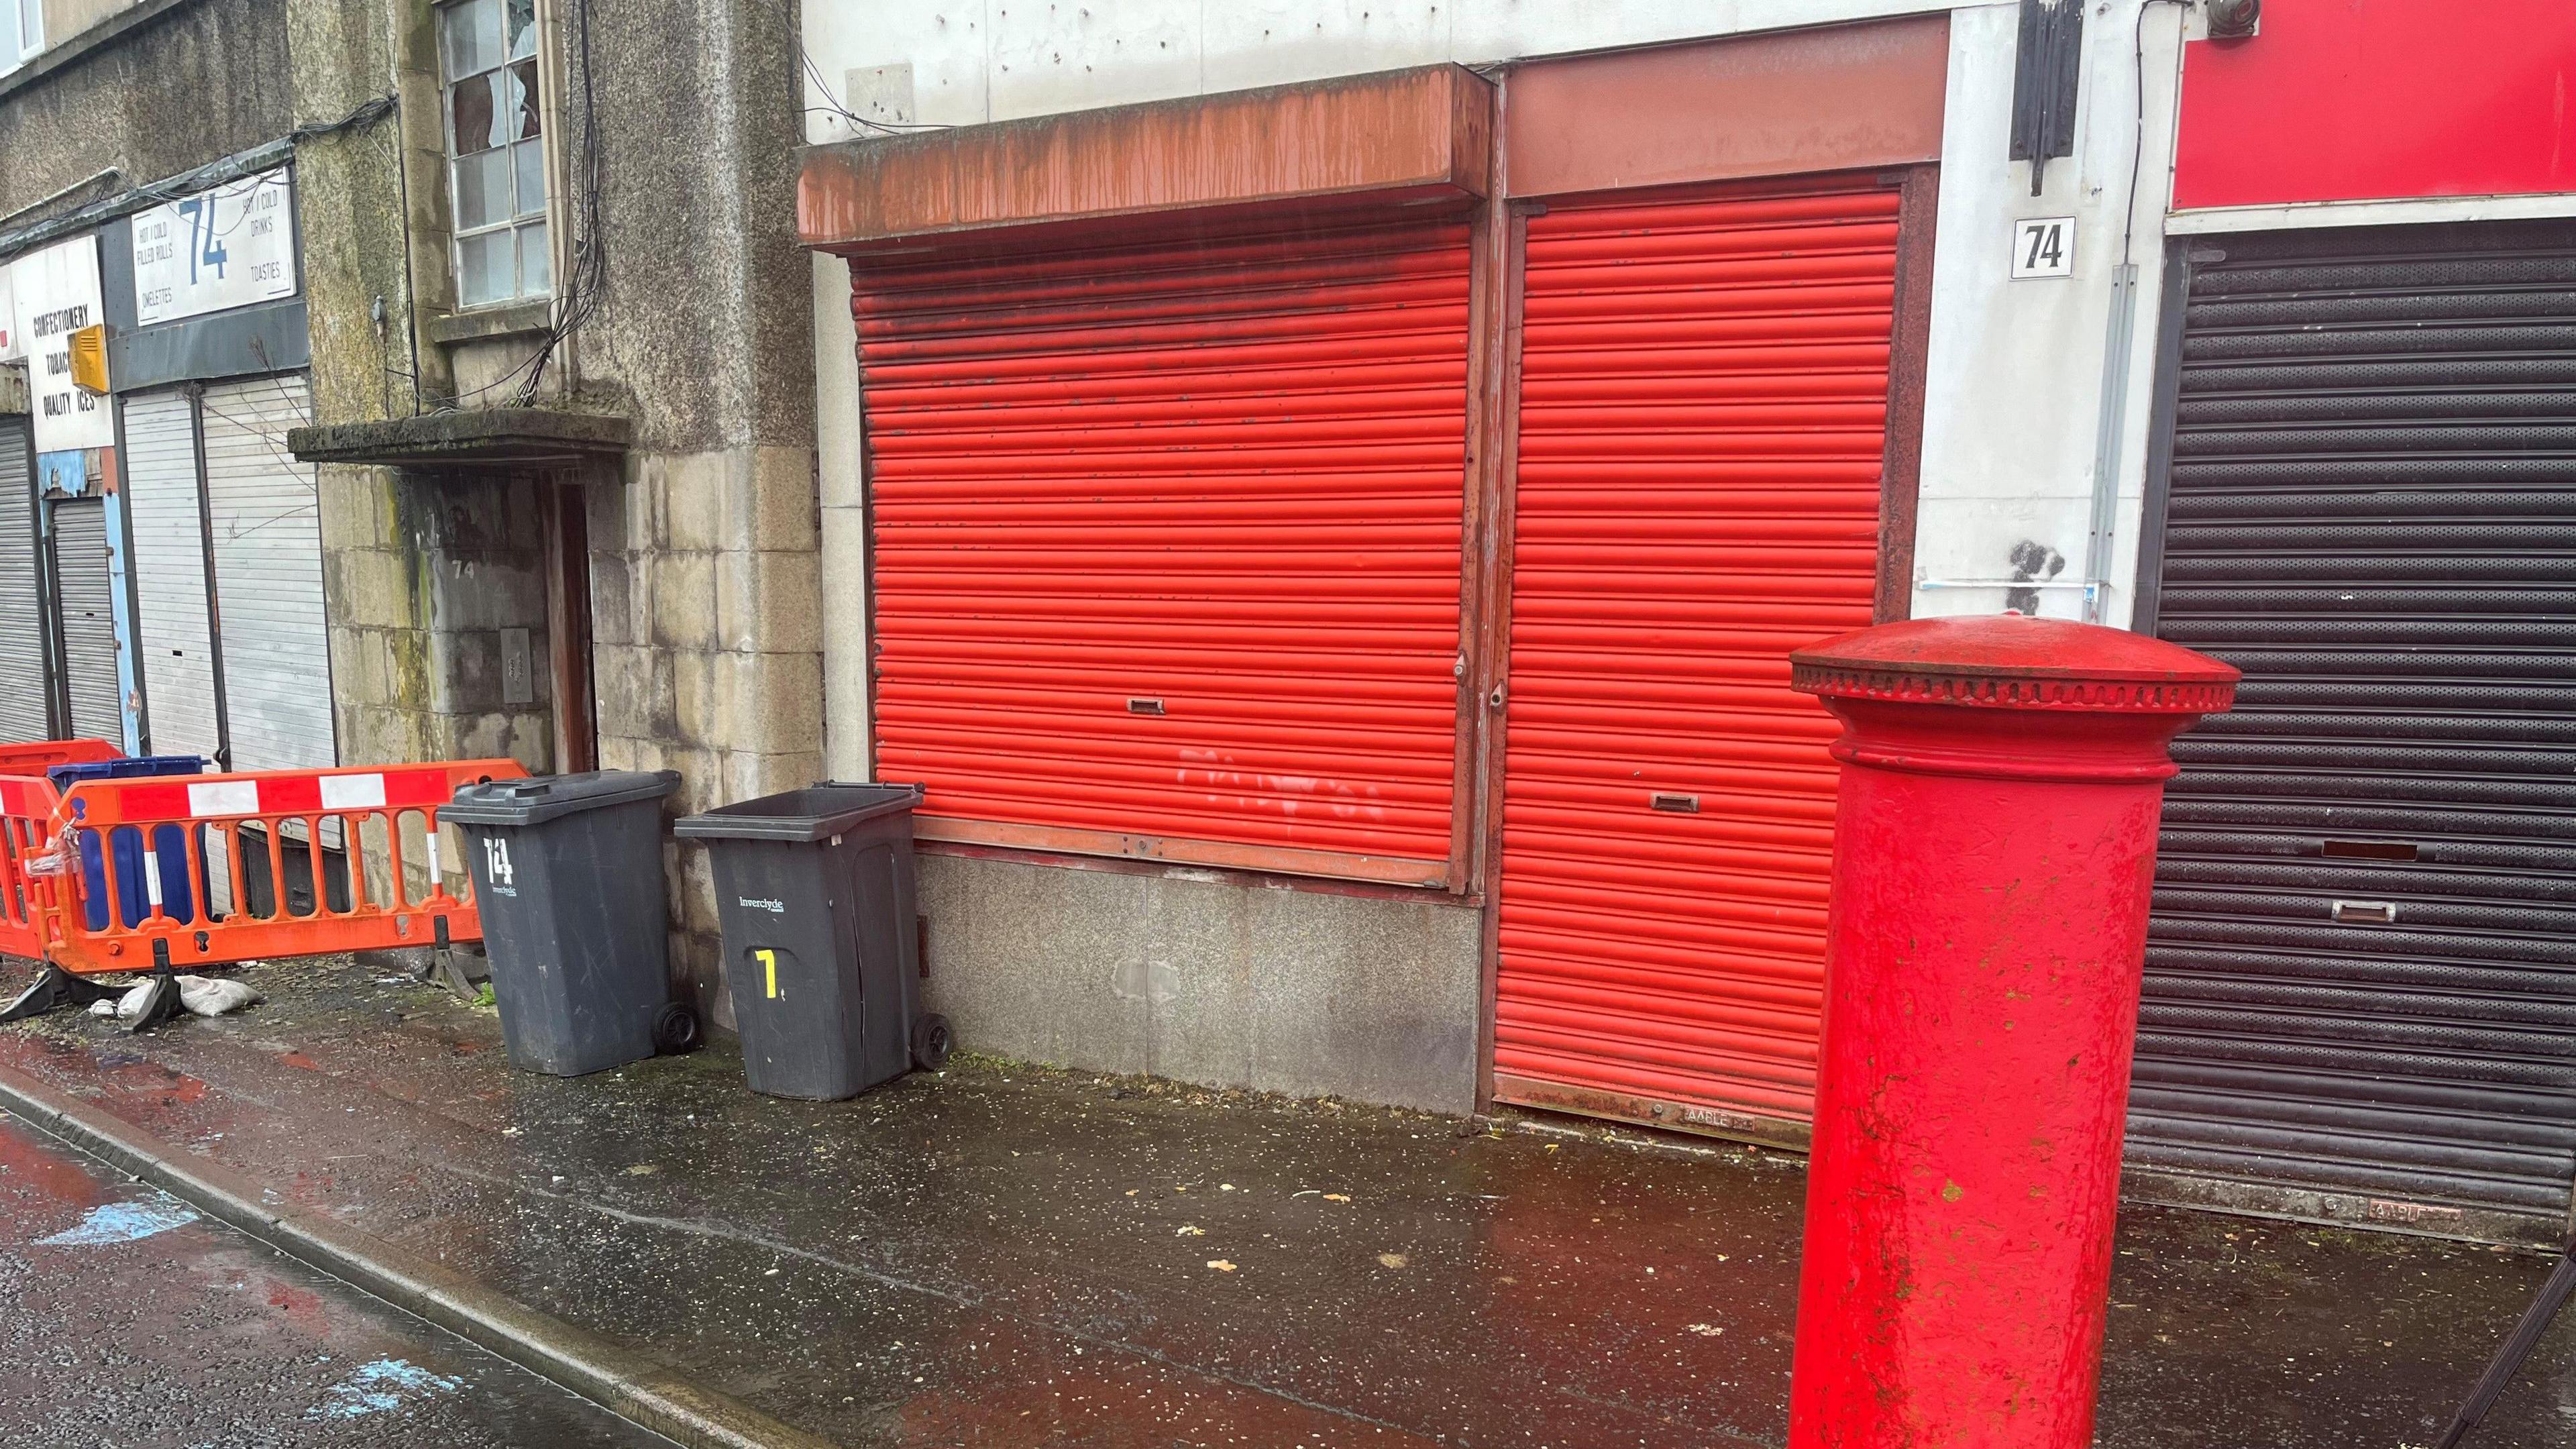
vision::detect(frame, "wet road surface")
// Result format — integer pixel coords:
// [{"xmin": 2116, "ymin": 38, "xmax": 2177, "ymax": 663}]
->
[
  {"xmin": 0, "ymin": 1108, "xmax": 669, "ymax": 1448},
  {"xmin": 0, "ymin": 957, "xmax": 2571, "ymax": 1447}
]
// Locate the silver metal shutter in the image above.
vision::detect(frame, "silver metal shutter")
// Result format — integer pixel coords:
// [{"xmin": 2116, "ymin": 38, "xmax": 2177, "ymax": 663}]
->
[
  {"xmin": 124, "ymin": 390, "xmax": 223, "ymax": 764},
  {"xmin": 50, "ymin": 498, "xmax": 121, "ymax": 743},
  {"xmin": 2131, "ymin": 220, "xmax": 2576, "ymax": 1241},
  {"xmin": 0, "ymin": 423, "xmax": 45, "ymax": 743},
  {"xmin": 203, "ymin": 374, "xmax": 335, "ymax": 771}
]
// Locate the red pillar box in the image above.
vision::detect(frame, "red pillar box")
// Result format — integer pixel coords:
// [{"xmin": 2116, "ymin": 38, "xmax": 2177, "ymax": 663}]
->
[{"xmin": 1782, "ymin": 615, "xmax": 2237, "ymax": 1448}]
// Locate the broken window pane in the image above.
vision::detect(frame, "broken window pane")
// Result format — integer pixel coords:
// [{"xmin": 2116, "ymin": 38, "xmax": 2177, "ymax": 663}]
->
[
  {"xmin": 509, "ymin": 59, "xmax": 541, "ymax": 140},
  {"xmin": 506, "ymin": 0, "xmax": 535, "ymax": 61},
  {"xmin": 450, "ymin": 74, "xmax": 497, "ymax": 154}
]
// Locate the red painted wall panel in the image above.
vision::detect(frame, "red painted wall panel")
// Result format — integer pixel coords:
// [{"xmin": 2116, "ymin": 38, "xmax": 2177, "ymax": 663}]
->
[{"xmin": 2174, "ymin": 0, "xmax": 2576, "ymax": 210}]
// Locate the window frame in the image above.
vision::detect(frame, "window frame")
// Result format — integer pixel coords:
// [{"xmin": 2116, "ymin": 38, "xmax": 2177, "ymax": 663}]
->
[
  {"xmin": 435, "ymin": 0, "xmax": 554, "ymax": 310},
  {"xmin": 5, "ymin": 0, "xmax": 42, "ymax": 73}
]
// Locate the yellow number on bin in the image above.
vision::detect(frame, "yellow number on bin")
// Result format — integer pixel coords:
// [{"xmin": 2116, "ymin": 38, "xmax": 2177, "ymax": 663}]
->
[{"xmin": 757, "ymin": 949, "xmax": 778, "ymax": 1000}]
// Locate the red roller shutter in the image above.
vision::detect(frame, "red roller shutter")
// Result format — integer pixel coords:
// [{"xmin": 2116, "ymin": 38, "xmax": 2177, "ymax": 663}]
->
[
  {"xmin": 1493, "ymin": 182, "xmax": 1903, "ymax": 1137},
  {"xmin": 851, "ymin": 219, "xmax": 1474, "ymax": 885}
]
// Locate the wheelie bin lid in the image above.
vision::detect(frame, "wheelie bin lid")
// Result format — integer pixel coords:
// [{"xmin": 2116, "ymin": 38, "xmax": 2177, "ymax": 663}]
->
[
  {"xmin": 47, "ymin": 754, "xmax": 202, "ymax": 787},
  {"xmin": 673, "ymin": 782, "xmax": 924, "ymax": 843},
  {"xmin": 445, "ymin": 769, "xmax": 681, "ymax": 826}
]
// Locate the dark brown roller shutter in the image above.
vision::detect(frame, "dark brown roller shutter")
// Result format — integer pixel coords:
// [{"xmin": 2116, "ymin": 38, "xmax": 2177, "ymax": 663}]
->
[{"xmin": 2133, "ymin": 220, "xmax": 2576, "ymax": 1242}]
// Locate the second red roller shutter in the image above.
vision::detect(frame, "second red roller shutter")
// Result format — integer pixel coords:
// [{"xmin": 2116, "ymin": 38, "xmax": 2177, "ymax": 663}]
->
[{"xmin": 1494, "ymin": 182, "xmax": 1905, "ymax": 1136}]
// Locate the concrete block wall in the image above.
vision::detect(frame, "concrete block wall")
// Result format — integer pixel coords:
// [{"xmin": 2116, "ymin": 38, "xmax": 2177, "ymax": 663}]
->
[
  {"xmin": 919, "ymin": 854, "xmax": 1486, "ymax": 1116},
  {"xmin": 319, "ymin": 460, "xmax": 556, "ymax": 909},
  {"xmin": 324, "ymin": 466, "xmax": 555, "ymax": 769}
]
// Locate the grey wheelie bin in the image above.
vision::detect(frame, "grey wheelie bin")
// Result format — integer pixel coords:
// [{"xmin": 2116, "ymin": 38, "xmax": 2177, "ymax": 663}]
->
[
  {"xmin": 445, "ymin": 770, "xmax": 701, "ymax": 1076},
  {"xmin": 674, "ymin": 782, "xmax": 949, "ymax": 1100}
]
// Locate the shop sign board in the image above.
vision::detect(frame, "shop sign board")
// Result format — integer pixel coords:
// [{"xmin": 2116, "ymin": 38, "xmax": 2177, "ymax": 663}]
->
[
  {"xmin": 12, "ymin": 236, "xmax": 113, "ymax": 452},
  {"xmin": 131, "ymin": 168, "xmax": 298, "ymax": 327}
]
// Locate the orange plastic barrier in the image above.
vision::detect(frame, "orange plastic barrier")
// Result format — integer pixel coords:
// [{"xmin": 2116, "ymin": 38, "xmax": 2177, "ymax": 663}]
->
[
  {"xmin": 0, "ymin": 739, "xmax": 119, "ymax": 774},
  {"xmin": 30, "ymin": 759, "xmax": 530, "ymax": 977},
  {"xmin": 0, "ymin": 771, "xmax": 71, "ymax": 965}
]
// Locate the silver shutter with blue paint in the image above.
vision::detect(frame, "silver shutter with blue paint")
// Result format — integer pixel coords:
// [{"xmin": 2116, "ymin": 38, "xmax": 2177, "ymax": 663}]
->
[{"xmin": 49, "ymin": 497, "xmax": 121, "ymax": 743}]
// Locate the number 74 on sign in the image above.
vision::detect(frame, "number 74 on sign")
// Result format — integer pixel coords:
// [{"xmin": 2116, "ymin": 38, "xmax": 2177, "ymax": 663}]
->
[
  {"xmin": 2012, "ymin": 216, "xmax": 2076, "ymax": 279},
  {"xmin": 175, "ymin": 196, "xmax": 230, "ymax": 284}
]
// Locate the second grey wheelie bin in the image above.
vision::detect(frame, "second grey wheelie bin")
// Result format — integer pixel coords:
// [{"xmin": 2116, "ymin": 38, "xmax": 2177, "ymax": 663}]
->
[{"xmin": 674, "ymin": 782, "xmax": 949, "ymax": 1099}]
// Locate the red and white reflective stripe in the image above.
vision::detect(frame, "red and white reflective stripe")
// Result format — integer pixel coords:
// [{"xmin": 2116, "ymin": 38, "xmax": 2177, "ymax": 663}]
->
[{"xmin": 156, "ymin": 769, "xmax": 458, "ymax": 822}]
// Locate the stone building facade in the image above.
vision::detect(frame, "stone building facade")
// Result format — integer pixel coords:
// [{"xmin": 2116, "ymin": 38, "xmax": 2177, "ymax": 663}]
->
[{"xmin": 0, "ymin": 0, "xmax": 820, "ymax": 1024}]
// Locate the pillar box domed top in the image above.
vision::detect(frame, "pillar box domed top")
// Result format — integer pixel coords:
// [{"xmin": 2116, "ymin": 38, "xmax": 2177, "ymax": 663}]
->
[{"xmin": 1790, "ymin": 614, "xmax": 2239, "ymax": 714}]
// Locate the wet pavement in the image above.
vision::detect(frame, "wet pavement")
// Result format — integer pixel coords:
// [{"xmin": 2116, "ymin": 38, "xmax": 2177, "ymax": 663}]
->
[
  {"xmin": 0, "ymin": 1105, "xmax": 667, "ymax": 1447},
  {"xmin": 0, "ymin": 956, "xmax": 2569, "ymax": 1448}
]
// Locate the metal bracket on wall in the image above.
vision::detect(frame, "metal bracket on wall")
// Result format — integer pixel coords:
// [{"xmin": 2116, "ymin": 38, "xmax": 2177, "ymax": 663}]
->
[
  {"xmin": 1917, "ymin": 577, "xmax": 2104, "ymax": 616},
  {"xmin": 2010, "ymin": 0, "xmax": 2086, "ymax": 195}
]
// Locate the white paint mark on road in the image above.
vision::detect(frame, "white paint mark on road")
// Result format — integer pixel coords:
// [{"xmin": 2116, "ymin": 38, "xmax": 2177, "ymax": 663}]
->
[
  {"xmin": 34, "ymin": 1198, "xmax": 200, "ymax": 1246},
  {"xmin": 311, "ymin": 1358, "xmax": 464, "ymax": 1419}
]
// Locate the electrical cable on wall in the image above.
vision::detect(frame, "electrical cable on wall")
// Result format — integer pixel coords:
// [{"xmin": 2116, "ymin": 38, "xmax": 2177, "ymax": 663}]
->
[
  {"xmin": 799, "ymin": 42, "xmax": 949, "ymax": 134},
  {"xmin": 503, "ymin": 0, "xmax": 607, "ymax": 409},
  {"xmin": 2122, "ymin": 0, "xmax": 2190, "ymax": 269},
  {"xmin": 0, "ymin": 92, "xmax": 395, "ymax": 262}
]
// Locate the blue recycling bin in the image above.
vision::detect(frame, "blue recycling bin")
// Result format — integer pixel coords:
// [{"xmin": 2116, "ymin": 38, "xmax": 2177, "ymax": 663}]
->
[{"xmin": 48, "ymin": 756, "xmax": 207, "ymax": 929}]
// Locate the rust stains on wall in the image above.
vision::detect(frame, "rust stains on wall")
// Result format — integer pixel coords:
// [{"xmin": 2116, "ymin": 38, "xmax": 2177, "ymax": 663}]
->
[
  {"xmin": 1504, "ymin": 15, "xmax": 1949, "ymax": 199},
  {"xmin": 799, "ymin": 64, "xmax": 1493, "ymax": 249}
]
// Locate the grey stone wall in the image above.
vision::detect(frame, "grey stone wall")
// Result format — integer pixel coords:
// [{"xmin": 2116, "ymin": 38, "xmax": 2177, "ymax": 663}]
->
[
  {"xmin": 918, "ymin": 853, "xmax": 1485, "ymax": 1116},
  {"xmin": 290, "ymin": 0, "xmax": 821, "ymax": 988},
  {"xmin": 283, "ymin": 0, "xmax": 555, "ymax": 910},
  {"xmin": 0, "ymin": 0, "xmax": 289, "ymax": 217},
  {"xmin": 566, "ymin": 0, "xmax": 821, "ymax": 1026}
]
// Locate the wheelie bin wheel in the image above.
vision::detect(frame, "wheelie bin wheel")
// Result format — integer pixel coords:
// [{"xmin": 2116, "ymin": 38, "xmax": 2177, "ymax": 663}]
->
[
  {"xmin": 910, "ymin": 1012, "xmax": 954, "ymax": 1071},
  {"xmin": 652, "ymin": 1002, "xmax": 702, "ymax": 1055}
]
